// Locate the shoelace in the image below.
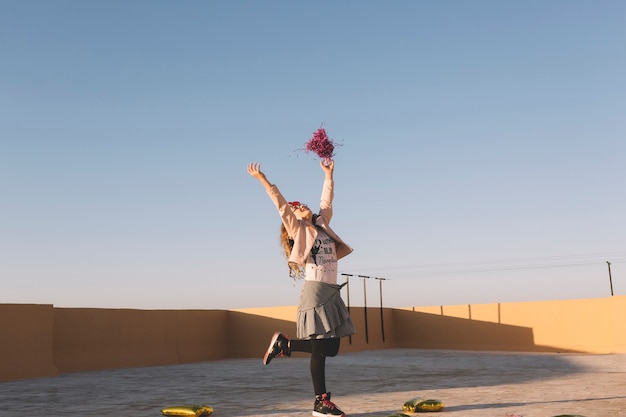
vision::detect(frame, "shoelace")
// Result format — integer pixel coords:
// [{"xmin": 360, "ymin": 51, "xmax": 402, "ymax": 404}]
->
[
  {"xmin": 322, "ymin": 399, "xmax": 337, "ymax": 410},
  {"xmin": 277, "ymin": 334, "xmax": 290, "ymax": 357}
]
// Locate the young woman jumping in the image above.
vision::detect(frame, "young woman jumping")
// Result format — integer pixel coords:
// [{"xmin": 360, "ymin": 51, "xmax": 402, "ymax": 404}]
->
[{"xmin": 247, "ymin": 159, "xmax": 355, "ymax": 417}]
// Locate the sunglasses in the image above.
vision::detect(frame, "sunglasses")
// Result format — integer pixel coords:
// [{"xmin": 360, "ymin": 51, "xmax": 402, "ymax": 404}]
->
[{"xmin": 288, "ymin": 201, "xmax": 308, "ymax": 210}]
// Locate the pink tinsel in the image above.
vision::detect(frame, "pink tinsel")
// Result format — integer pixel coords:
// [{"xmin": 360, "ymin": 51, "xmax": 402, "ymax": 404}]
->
[{"xmin": 304, "ymin": 128, "xmax": 336, "ymax": 160}]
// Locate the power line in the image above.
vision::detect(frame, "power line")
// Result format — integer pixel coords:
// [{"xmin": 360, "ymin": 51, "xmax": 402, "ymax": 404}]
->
[{"xmin": 343, "ymin": 251, "xmax": 626, "ymax": 279}]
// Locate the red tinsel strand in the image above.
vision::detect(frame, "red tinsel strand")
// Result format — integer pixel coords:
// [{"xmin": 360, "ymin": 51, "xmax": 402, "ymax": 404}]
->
[{"xmin": 304, "ymin": 128, "xmax": 335, "ymax": 159}]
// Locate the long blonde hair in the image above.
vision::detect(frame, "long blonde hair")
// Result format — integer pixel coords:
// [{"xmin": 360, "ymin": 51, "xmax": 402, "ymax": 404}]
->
[{"xmin": 280, "ymin": 224, "xmax": 305, "ymax": 279}]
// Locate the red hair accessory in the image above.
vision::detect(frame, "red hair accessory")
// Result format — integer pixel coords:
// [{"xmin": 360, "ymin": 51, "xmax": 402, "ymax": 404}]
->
[{"xmin": 288, "ymin": 201, "xmax": 301, "ymax": 207}]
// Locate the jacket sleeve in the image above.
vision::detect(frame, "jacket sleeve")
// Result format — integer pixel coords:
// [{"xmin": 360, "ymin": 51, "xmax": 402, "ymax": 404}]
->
[
  {"xmin": 318, "ymin": 179, "xmax": 334, "ymax": 225},
  {"xmin": 265, "ymin": 184, "xmax": 300, "ymax": 237}
]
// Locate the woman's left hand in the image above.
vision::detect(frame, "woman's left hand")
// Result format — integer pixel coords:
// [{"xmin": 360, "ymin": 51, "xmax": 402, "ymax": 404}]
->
[{"xmin": 320, "ymin": 159, "xmax": 334, "ymax": 178}]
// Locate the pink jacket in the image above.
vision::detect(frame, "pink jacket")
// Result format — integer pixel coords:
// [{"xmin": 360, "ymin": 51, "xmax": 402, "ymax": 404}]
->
[{"xmin": 265, "ymin": 179, "xmax": 353, "ymax": 267}]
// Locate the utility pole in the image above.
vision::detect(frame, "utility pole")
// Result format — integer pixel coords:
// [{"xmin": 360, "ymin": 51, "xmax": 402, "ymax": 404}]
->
[
  {"xmin": 375, "ymin": 277, "xmax": 386, "ymax": 342},
  {"xmin": 607, "ymin": 261, "xmax": 614, "ymax": 296},
  {"xmin": 341, "ymin": 273, "xmax": 353, "ymax": 344},
  {"xmin": 358, "ymin": 275, "xmax": 369, "ymax": 343}
]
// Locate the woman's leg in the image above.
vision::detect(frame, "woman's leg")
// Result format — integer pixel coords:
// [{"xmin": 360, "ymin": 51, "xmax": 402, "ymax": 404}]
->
[
  {"xmin": 309, "ymin": 338, "xmax": 341, "ymax": 395},
  {"xmin": 269, "ymin": 336, "xmax": 345, "ymax": 414},
  {"xmin": 289, "ymin": 338, "xmax": 312, "ymax": 353},
  {"xmin": 270, "ymin": 336, "xmax": 342, "ymax": 394},
  {"xmin": 290, "ymin": 337, "xmax": 340, "ymax": 355}
]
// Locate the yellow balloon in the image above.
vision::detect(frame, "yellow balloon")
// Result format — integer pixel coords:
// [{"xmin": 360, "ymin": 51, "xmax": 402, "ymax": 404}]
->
[
  {"xmin": 402, "ymin": 396, "xmax": 444, "ymax": 412},
  {"xmin": 416, "ymin": 399, "xmax": 444, "ymax": 412},
  {"xmin": 402, "ymin": 396, "xmax": 424, "ymax": 412},
  {"xmin": 161, "ymin": 405, "xmax": 214, "ymax": 417}
]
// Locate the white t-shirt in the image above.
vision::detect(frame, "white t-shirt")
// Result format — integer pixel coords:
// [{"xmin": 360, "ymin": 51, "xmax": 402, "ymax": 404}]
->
[{"xmin": 304, "ymin": 228, "xmax": 338, "ymax": 284}]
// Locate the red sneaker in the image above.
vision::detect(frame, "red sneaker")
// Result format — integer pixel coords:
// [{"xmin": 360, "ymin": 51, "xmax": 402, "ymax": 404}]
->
[{"xmin": 262, "ymin": 331, "xmax": 290, "ymax": 365}]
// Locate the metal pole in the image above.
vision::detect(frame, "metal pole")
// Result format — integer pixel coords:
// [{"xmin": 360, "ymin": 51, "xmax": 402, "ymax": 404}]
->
[
  {"xmin": 607, "ymin": 261, "xmax": 614, "ymax": 296},
  {"xmin": 341, "ymin": 273, "xmax": 353, "ymax": 344},
  {"xmin": 376, "ymin": 277, "xmax": 386, "ymax": 342},
  {"xmin": 358, "ymin": 275, "xmax": 369, "ymax": 343}
]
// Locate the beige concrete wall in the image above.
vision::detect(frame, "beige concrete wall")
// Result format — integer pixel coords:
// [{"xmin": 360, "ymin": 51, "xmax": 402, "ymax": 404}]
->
[
  {"xmin": 0, "ymin": 304, "xmax": 59, "ymax": 381},
  {"xmin": 404, "ymin": 295, "xmax": 626, "ymax": 354},
  {"xmin": 53, "ymin": 308, "xmax": 229, "ymax": 373},
  {"xmin": 228, "ymin": 306, "xmax": 298, "ymax": 359},
  {"xmin": 608, "ymin": 296, "xmax": 626, "ymax": 352},
  {"xmin": 392, "ymin": 307, "xmax": 539, "ymax": 352},
  {"xmin": 1, "ymin": 295, "xmax": 625, "ymax": 382}
]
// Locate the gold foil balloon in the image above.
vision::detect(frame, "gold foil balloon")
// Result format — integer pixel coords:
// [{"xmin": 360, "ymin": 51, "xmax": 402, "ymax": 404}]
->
[
  {"xmin": 403, "ymin": 397, "xmax": 424, "ymax": 412},
  {"xmin": 402, "ymin": 396, "xmax": 444, "ymax": 412},
  {"xmin": 415, "ymin": 399, "xmax": 444, "ymax": 412},
  {"xmin": 160, "ymin": 405, "xmax": 214, "ymax": 416}
]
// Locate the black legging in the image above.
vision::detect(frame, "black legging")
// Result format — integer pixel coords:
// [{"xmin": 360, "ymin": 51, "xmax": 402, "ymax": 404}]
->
[{"xmin": 290, "ymin": 337, "xmax": 341, "ymax": 395}]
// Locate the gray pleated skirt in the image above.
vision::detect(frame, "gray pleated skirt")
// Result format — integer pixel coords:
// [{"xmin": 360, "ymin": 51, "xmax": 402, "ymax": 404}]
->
[{"xmin": 296, "ymin": 280, "xmax": 356, "ymax": 339}]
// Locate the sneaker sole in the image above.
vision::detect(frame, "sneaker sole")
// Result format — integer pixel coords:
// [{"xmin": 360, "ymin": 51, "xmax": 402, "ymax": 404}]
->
[
  {"xmin": 312, "ymin": 412, "xmax": 345, "ymax": 417},
  {"xmin": 262, "ymin": 331, "xmax": 282, "ymax": 365}
]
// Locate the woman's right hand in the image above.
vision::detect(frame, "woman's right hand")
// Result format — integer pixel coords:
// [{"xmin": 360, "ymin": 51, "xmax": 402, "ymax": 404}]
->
[
  {"xmin": 248, "ymin": 162, "xmax": 272, "ymax": 190},
  {"xmin": 247, "ymin": 162, "xmax": 264, "ymax": 179}
]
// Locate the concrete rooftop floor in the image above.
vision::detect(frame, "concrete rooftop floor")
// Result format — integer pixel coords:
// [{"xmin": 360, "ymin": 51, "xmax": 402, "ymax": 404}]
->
[{"xmin": 1, "ymin": 349, "xmax": 625, "ymax": 417}]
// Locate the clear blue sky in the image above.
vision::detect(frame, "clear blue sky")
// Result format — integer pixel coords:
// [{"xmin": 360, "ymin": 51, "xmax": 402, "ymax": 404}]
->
[{"xmin": 2, "ymin": 1, "xmax": 625, "ymax": 310}]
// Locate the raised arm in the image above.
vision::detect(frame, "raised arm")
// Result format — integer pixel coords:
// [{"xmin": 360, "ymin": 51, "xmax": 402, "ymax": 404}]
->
[
  {"xmin": 248, "ymin": 162, "xmax": 300, "ymax": 235},
  {"xmin": 247, "ymin": 162, "xmax": 273, "ymax": 191},
  {"xmin": 318, "ymin": 159, "xmax": 334, "ymax": 223}
]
